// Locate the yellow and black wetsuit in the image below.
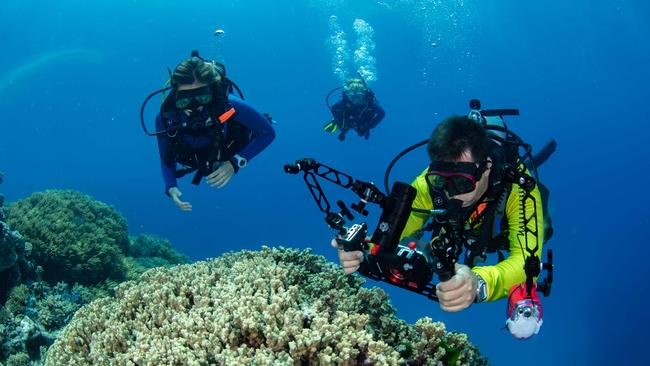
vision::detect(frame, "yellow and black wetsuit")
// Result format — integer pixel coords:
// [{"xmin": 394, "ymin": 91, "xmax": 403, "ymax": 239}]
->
[{"xmin": 400, "ymin": 168, "xmax": 545, "ymax": 302}]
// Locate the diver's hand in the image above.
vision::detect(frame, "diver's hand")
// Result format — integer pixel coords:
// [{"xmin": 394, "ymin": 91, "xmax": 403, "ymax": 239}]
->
[
  {"xmin": 331, "ymin": 238, "xmax": 364, "ymax": 274},
  {"xmin": 206, "ymin": 161, "xmax": 235, "ymax": 188},
  {"xmin": 436, "ymin": 263, "xmax": 478, "ymax": 312},
  {"xmin": 168, "ymin": 187, "xmax": 192, "ymax": 212}
]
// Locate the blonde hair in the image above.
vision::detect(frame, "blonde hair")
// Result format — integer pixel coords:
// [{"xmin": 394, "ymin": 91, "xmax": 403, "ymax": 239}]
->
[
  {"xmin": 171, "ymin": 58, "xmax": 223, "ymax": 88},
  {"xmin": 343, "ymin": 78, "xmax": 366, "ymax": 94}
]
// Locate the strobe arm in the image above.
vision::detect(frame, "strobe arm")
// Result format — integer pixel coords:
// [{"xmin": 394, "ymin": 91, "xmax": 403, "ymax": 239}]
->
[{"xmin": 284, "ymin": 158, "xmax": 389, "ymax": 219}]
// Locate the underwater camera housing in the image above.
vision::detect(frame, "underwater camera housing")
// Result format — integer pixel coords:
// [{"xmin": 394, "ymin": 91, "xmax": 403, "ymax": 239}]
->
[{"xmin": 284, "ymin": 158, "xmax": 441, "ymax": 301}]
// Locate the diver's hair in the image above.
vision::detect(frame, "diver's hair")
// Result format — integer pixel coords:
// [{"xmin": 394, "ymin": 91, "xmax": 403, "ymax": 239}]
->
[
  {"xmin": 427, "ymin": 115, "xmax": 490, "ymax": 163},
  {"xmin": 171, "ymin": 57, "xmax": 222, "ymax": 88},
  {"xmin": 344, "ymin": 78, "xmax": 366, "ymax": 93}
]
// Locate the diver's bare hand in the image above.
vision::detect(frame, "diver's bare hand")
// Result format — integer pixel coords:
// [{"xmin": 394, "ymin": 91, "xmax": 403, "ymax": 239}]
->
[
  {"xmin": 168, "ymin": 187, "xmax": 192, "ymax": 212},
  {"xmin": 436, "ymin": 263, "xmax": 477, "ymax": 312},
  {"xmin": 206, "ymin": 161, "xmax": 235, "ymax": 188},
  {"xmin": 331, "ymin": 238, "xmax": 364, "ymax": 274}
]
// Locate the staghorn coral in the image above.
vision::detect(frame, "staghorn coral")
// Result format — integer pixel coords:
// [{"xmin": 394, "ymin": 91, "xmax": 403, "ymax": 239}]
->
[
  {"xmin": 46, "ymin": 247, "xmax": 485, "ymax": 365},
  {"xmin": 5, "ymin": 190, "xmax": 129, "ymax": 285}
]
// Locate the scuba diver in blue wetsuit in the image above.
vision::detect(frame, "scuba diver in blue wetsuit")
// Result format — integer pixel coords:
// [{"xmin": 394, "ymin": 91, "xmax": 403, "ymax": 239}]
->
[
  {"xmin": 323, "ymin": 78, "xmax": 385, "ymax": 141},
  {"xmin": 140, "ymin": 51, "xmax": 275, "ymax": 211}
]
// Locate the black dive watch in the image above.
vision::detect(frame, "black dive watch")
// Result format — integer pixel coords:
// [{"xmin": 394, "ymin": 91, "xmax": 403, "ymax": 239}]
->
[{"xmin": 229, "ymin": 154, "xmax": 247, "ymax": 173}]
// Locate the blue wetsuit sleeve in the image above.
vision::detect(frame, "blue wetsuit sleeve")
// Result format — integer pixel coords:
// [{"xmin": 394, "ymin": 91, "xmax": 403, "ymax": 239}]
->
[
  {"xmin": 229, "ymin": 97, "xmax": 275, "ymax": 161},
  {"xmin": 155, "ymin": 114, "xmax": 178, "ymax": 195},
  {"xmin": 367, "ymin": 102, "xmax": 385, "ymax": 129}
]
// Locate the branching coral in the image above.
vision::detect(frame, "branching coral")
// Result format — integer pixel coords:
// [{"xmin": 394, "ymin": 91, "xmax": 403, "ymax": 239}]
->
[
  {"xmin": 46, "ymin": 247, "xmax": 486, "ymax": 365},
  {"xmin": 5, "ymin": 190, "xmax": 129, "ymax": 285}
]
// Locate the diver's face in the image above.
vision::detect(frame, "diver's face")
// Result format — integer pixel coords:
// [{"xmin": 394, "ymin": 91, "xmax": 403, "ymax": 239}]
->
[
  {"xmin": 450, "ymin": 149, "xmax": 491, "ymax": 207},
  {"xmin": 346, "ymin": 90, "xmax": 366, "ymax": 105},
  {"xmin": 177, "ymin": 81, "xmax": 210, "ymax": 115}
]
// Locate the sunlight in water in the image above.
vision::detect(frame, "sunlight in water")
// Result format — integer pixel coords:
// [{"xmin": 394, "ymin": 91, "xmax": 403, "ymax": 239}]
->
[{"xmin": 0, "ymin": 49, "xmax": 101, "ymax": 95}]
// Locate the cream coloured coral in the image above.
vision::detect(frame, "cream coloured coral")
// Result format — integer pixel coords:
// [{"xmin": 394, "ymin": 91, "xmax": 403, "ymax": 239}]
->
[{"xmin": 46, "ymin": 247, "xmax": 485, "ymax": 365}]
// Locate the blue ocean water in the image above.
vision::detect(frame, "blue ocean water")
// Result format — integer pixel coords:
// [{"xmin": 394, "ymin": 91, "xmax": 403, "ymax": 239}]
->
[{"xmin": 1, "ymin": 0, "xmax": 648, "ymax": 364}]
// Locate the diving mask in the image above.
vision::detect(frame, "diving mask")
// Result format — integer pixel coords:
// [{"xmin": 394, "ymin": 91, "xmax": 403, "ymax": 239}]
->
[
  {"xmin": 426, "ymin": 161, "xmax": 487, "ymax": 197},
  {"xmin": 346, "ymin": 90, "xmax": 366, "ymax": 103},
  {"xmin": 175, "ymin": 86, "xmax": 213, "ymax": 109}
]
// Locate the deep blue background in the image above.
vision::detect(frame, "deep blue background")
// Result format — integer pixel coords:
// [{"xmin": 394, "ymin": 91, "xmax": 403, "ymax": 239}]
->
[{"xmin": 1, "ymin": 0, "xmax": 648, "ymax": 364}]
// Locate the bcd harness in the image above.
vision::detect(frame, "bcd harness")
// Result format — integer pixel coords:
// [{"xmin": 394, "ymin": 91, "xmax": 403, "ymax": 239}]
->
[
  {"xmin": 416, "ymin": 111, "xmax": 554, "ymax": 296},
  {"xmin": 159, "ymin": 94, "xmax": 253, "ymax": 185}
]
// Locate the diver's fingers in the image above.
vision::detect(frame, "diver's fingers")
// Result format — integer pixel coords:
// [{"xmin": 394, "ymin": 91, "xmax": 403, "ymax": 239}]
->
[
  {"xmin": 331, "ymin": 238, "xmax": 339, "ymax": 248},
  {"xmin": 175, "ymin": 198, "xmax": 192, "ymax": 212},
  {"xmin": 340, "ymin": 252, "xmax": 363, "ymax": 274},
  {"xmin": 340, "ymin": 255, "xmax": 361, "ymax": 274},
  {"xmin": 437, "ymin": 274, "xmax": 466, "ymax": 292},
  {"xmin": 341, "ymin": 258, "xmax": 361, "ymax": 268},
  {"xmin": 210, "ymin": 169, "xmax": 232, "ymax": 187},
  {"xmin": 438, "ymin": 290, "xmax": 473, "ymax": 307},
  {"xmin": 342, "ymin": 264, "xmax": 360, "ymax": 275},
  {"xmin": 215, "ymin": 174, "xmax": 232, "ymax": 188},
  {"xmin": 206, "ymin": 171, "xmax": 223, "ymax": 185},
  {"xmin": 436, "ymin": 279, "xmax": 472, "ymax": 303},
  {"xmin": 340, "ymin": 253, "xmax": 362, "ymax": 265},
  {"xmin": 172, "ymin": 195, "xmax": 183, "ymax": 206},
  {"xmin": 439, "ymin": 288, "xmax": 474, "ymax": 312},
  {"xmin": 208, "ymin": 163, "xmax": 235, "ymax": 186},
  {"xmin": 435, "ymin": 287, "xmax": 453, "ymax": 304},
  {"xmin": 338, "ymin": 249, "xmax": 363, "ymax": 263},
  {"xmin": 440, "ymin": 301, "xmax": 471, "ymax": 313},
  {"xmin": 207, "ymin": 170, "xmax": 226, "ymax": 185}
]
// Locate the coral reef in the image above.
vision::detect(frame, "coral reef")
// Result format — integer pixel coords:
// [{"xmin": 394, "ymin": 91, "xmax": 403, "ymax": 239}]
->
[
  {"xmin": 0, "ymin": 282, "xmax": 93, "ymax": 364},
  {"xmin": 47, "ymin": 247, "xmax": 485, "ymax": 365},
  {"xmin": 5, "ymin": 190, "xmax": 129, "ymax": 285},
  {"xmin": 0, "ymin": 189, "xmax": 189, "ymax": 365},
  {"xmin": 127, "ymin": 234, "xmax": 188, "ymax": 263},
  {"xmin": 0, "ymin": 222, "xmax": 36, "ymax": 303},
  {"xmin": 125, "ymin": 234, "xmax": 189, "ymax": 277},
  {"xmin": 0, "ymin": 170, "xmax": 5, "ymax": 213}
]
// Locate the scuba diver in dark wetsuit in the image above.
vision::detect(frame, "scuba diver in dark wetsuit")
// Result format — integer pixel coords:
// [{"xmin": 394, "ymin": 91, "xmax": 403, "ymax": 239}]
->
[
  {"xmin": 140, "ymin": 51, "xmax": 275, "ymax": 211},
  {"xmin": 323, "ymin": 78, "xmax": 385, "ymax": 141}
]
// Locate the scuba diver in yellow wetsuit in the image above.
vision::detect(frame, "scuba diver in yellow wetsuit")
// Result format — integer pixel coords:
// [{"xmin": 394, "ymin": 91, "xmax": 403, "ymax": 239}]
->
[{"xmin": 321, "ymin": 101, "xmax": 556, "ymax": 339}]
